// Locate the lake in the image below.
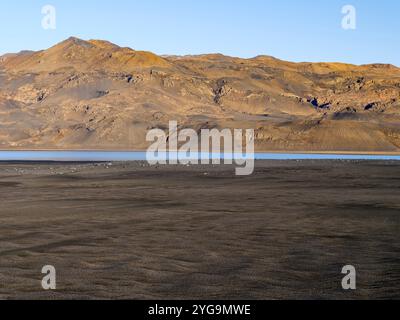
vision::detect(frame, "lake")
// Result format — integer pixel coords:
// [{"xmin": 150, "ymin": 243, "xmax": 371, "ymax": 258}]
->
[{"xmin": 0, "ymin": 151, "xmax": 400, "ymax": 161}]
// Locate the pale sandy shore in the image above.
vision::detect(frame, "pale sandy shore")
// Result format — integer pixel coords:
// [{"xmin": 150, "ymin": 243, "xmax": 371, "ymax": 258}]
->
[{"xmin": 0, "ymin": 160, "xmax": 399, "ymax": 300}]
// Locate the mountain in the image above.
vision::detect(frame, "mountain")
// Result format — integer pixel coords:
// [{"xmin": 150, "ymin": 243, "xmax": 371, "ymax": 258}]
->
[{"xmin": 1, "ymin": 37, "xmax": 400, "ymax": 152}]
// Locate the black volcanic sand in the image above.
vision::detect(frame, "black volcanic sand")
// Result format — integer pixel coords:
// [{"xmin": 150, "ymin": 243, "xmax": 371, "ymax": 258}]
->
[{"xmin": 0, "ymin": 160, "xmax": 399, "ymax": 300}]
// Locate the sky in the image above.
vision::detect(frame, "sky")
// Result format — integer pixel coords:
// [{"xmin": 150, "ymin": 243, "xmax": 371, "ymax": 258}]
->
[{"xmin": 0, "ymin": 0, "xmax": 399, "ymax": 66}]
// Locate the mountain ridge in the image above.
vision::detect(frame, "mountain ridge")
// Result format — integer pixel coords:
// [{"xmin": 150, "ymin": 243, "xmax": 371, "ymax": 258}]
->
[
  {"xmin": 1, "ymin": 37, "xmax": 400, "ymax": 152},
  {"xmin": 3, "ymin": 37, "xmax": 398, "ymax": 70}
]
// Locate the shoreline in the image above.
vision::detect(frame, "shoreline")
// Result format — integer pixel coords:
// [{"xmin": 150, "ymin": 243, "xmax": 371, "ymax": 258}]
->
[
  {"xmin": 1, "ymin": 159, "xmax": 400, "ymax": 165},
  {"xmin": 0, "ymin": 149, "xmax": 400, "ymax": 155},
  {"xmin": 0, "ymin": 149, "xmax": 399, "ymax": 155}
]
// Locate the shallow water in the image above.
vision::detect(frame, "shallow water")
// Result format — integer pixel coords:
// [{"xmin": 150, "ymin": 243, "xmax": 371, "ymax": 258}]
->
[{"xmin": 0, "ymin": 151, "xmax": 400, "ymax": 161}]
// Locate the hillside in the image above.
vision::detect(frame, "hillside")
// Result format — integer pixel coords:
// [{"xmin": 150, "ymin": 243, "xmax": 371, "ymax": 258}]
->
[{"xmin": 1, "ymin": 37, "xmax": 400, "ymax": 152}]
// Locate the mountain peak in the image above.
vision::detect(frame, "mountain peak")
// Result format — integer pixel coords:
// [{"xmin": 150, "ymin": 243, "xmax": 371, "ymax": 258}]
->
[
  {"xmin": 66, "ymin": 36, "xmax": 84, "ymax": 42},
  {"xmin": 2, "ymin": 37, "xmax": 170, "ymax": 72},
  {"xmin": 53, "ymin": 36, "xmax": 95, "ymax": 50},
  {"xmin": 57, "ymin": 37, "xmax": 121, "ymax": 50}
]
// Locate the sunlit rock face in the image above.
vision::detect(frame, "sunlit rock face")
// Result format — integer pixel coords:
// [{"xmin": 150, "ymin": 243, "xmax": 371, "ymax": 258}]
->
[{"xmin": 1, "ymin": 37, "xmax": 400, "ymax": 152}]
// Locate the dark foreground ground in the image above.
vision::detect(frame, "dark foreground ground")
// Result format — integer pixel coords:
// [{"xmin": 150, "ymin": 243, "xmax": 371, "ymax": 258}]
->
[{"xmin": 0, "ymin": 160, "xmax": 399, "ymax": 300}]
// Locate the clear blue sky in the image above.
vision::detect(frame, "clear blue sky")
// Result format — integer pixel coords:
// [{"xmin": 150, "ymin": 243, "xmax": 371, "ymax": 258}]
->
[{"xmin": 0, "ymin": 0, "xmax": 399, "ymax": 66}]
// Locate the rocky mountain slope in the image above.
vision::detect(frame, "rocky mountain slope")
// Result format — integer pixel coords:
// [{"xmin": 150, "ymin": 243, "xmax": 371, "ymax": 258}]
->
[{"xmin": 1, "ymin": 37, "xmax": 400, "ymax": 152}]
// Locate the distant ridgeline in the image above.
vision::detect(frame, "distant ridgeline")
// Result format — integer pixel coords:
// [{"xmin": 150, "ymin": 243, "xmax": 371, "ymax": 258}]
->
[{"xmin": 0, "ymin": 37, "xmax": 400, "ymax": 153}]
